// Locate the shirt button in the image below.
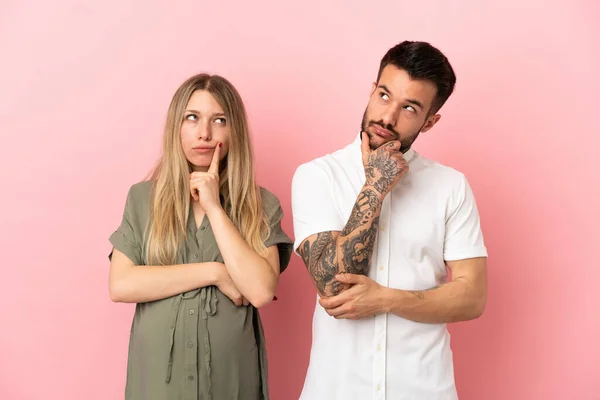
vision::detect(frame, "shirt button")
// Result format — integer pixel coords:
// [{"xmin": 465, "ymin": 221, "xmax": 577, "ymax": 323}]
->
[
  {"xmin": 187, "ymin": 342, "xmax": 194, "ymax": 348},
  {"xmin": 193, "ymin": 253, "xmax": 198, "ymax": 259},
  {"xmin": 377, "ymin": 344, "xmax": 382, "ymax": 352},
  {"xmin": 189, "ymin": 309, "xmax": 195, "ymax": 315},
  {"xmin": 188, "ymin": 375, "xmax": 194, "ymax": 381},
  {"xmin": 379, "ymin": 265, "xmax": 384, "ymax": 271},
  {"xmin": 377, "ymin": 384, "xmax": 381, "ymax": 391},
  {"xmin": 200, "ymin": 226, "xmax": 206, "ymax": 230}
]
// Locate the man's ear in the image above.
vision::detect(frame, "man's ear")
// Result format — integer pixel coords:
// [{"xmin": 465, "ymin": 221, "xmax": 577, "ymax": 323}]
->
[{"xmin": 421, "ymin": 114, "xmax": 441, "ymax": 133}]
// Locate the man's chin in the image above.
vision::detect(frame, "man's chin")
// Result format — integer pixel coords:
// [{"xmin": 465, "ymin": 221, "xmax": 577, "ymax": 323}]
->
[{"xmin": 368, "ymin": 134, "xmax": 393, "ymax": 150}]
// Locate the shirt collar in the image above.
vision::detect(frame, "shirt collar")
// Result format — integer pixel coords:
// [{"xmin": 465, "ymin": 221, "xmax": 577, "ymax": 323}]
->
[{"xmin": 351, "ymin": 131, "xmax": 416, "ymax": 163}]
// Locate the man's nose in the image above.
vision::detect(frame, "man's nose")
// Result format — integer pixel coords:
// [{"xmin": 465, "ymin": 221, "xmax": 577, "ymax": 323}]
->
[{"xmin": 381, "ymin": 105, "xmax": 399, "ymax": 127}]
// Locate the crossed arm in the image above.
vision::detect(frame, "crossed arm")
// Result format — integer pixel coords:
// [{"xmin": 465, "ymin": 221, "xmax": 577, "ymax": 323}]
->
[
  {"xmin": 386, "ymin": 257, "xmax": 487, "ymax": 323},
  {"xmin": 315, "ymin": 256, "xmax": 487, "ymax": 323},
  {"xmin": 298, "ymin": 184, "xmax": 384, "ymax": 297},
  {"xmin": 109, "ymin": 146, "xmax": 281, "ymax": 307},
  {"xmin": 297, "ymin": 184, "xmax": 487, "ymax": 323}
]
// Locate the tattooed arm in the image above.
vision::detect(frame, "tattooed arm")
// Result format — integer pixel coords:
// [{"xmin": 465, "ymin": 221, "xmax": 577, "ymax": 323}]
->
[
  {"xmin": 297, "ymin": 133, "xmax": 408, "ymax": 297},
  {"xmin": 298, "ymin": 186, "xmax": 384, "ymax": 296}
]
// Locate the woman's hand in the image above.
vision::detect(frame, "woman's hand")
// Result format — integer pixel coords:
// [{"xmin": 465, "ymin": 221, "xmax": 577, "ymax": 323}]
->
[{"xmin": 190, "ymin": 143, "xmax": 222, "ymax": 213}]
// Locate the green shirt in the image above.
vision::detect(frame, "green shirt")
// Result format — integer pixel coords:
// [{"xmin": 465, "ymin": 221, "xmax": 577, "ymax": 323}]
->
[{"xmin": 109, "ymin": 181, "xmax": 293, "ymax": 400}]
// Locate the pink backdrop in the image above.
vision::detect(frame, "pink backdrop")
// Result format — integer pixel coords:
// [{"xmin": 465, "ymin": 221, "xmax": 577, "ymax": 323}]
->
[{"xmin": 1, "ymin": 1, "xmax": 599, "ymax": 399}]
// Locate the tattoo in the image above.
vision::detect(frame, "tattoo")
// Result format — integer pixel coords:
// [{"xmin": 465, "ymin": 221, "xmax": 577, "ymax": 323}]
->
[
  {"xmin": 341, "ymin": 217, "xmax": 379, "ymax": 275},
  {"xmin": 299, "ymin": 240, "xmax": 311, "ymax": 266},
  {"xmin": 341, "ymin": 189, "xmax": 380, "ymax": 235},
  {"xmin": 301, "ymin": 184, "xmax": 383, "ymax": 296},
  {"xmin": 410, "ymin": 291, "xmax": 425, "ymax": 300},
  {"xmin": 329, "ymin": 280, "xmax": 346, "ymax": 295},
  {"xmin": 409, "ymin": 284, "xmax": 445, "ymax": 300},
  {"xmin": 364, "ymin": 143, "xmax": 405, "ymax": 195},
  {"xmin": 299, "ymin": 232, "xmax": 338, "ymax": 294}
]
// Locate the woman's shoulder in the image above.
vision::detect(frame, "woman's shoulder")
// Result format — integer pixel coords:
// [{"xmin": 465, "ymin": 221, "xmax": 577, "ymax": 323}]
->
[
  {"xmin": 128, "ymin": 180, "xmax": 153, "ymax": 197},
  {"xmin": 124, "ymin": 180, "xmax": 153, "ymax": 212},
  {"xmin": 258, "ymin": 186, "xmax": 283, "ymax": 209},
  {"xmin": 129, "ymin": 181, "xmax": 152, "ymax": 196},
  {"xmin": 258, "ymin": 186, "xmax": 285, "ymax": 221}
]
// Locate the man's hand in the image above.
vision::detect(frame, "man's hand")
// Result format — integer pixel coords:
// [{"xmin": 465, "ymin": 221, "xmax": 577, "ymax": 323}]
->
[
  {"xmin": 361, "ymin": 132, "xmax": 408, "ymax": 195},
  {"xmin": 318, "ymin": 273, "xmax": 387, "ymax": 319}
]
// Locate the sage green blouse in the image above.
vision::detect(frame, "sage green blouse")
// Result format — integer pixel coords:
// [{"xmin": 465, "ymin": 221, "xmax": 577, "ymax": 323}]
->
[{"xmin": 109, "ymin": 181, "xmax": 293, "ymax": 400}]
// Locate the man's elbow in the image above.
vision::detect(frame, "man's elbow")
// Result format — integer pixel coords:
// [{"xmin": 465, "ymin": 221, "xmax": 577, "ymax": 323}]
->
[
  {"xmin": 316, "ymin": 286, "xmax": 333, "ymax": 298},
  {"xmin": 469, "ymin": 294, "xmax": 487, "ymax": 319},
  {"xmin": 313, "ymin": 278, "xmax": 349, "ymax": 298}
]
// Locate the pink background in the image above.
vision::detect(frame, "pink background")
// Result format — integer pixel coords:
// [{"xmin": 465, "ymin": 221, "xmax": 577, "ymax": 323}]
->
[{"xmin": 1, "ymin": 1, "xmax": 599, "ymax": 399}]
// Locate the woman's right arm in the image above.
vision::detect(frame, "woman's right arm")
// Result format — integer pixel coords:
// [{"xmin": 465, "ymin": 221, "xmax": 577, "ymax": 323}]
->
[{"xmin": 109, "ymin": 248, "xmax": 244, "ymax": 304}]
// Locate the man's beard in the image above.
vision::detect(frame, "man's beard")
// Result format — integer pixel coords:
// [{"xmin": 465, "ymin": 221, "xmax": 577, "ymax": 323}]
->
[{"xmin": 361, "ymin": 107, "xmax": 422, "ymax": 153}]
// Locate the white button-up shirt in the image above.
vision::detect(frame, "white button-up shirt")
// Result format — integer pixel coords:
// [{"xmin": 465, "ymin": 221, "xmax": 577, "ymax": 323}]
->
[{"xmin": 291, "ymin": 134, "xmax": 488, "ymax": 400}]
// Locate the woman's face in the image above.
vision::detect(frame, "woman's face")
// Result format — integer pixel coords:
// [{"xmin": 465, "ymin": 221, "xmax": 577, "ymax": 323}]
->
[{"xmin": 180, "ymin": 90, "xmax": 230, "ymax": 171}]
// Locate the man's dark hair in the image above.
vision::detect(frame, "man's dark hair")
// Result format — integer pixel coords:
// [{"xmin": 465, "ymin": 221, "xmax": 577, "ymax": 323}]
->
[{"xmin": 377, "ymin": 41, "xmax": 456, "ymax": 114}]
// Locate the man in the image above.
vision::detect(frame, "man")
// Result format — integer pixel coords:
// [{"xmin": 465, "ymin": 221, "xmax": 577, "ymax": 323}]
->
[{"xmin": 291, "ymin": 41, "xmax": 488, "ymax": 400}]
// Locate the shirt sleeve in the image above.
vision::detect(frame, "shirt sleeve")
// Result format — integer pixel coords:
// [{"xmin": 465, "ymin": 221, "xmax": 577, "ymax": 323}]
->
[
  {"xmin": 443, "ymin": 174, "xmax": 488, "ymax": 261},
  {"xmin": 108, "ymin": 186, "xmax": 144, "ymax": 265},
  {"xmin": 291, "ymin": 162, "xmax": 345, "ymax": 254},
  {"xmin": 262, "ymin": 190, "xmax": 294, "ymax": 274}
]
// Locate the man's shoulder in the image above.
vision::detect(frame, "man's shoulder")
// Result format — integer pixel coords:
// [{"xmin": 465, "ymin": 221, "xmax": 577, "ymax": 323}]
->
[
  {"xmin": 293, "ymin": 142, "xmax": 357, "ymax": 182},
  {"xmin": 412, "ymin": 152, "xmax": 467, "ymax": 187}
]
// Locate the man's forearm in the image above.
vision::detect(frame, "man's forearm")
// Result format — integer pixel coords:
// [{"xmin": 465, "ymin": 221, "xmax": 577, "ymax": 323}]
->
[
  {"xmin": 301, "ymin": 185, "xmax": 383, "ymax": 296},
  {"xmin": 381, "ymin": 278, "xmax": 486, "ymax": 323}
]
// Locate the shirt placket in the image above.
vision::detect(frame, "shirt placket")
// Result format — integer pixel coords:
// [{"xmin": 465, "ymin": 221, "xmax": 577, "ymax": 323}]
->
[
  {"xmin": 373, "ymin": 193, "xmax": 391, "ymax": 400},
  {"xmin": 183, "ymin": 293, "xmax": 200, "ymax": 400},
  {"xmin": 181, "ymin": 218, "xmax": 210, "ymax": 399}
]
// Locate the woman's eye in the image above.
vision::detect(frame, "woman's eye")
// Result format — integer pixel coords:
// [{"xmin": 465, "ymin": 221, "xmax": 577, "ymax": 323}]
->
[
  {"xmin": 215, "ymin": 117, "xmax": 226, "ymax": 124},
  {"xmin": 185, "ymin": 114, "xmax": 198, "ymax": 121}
]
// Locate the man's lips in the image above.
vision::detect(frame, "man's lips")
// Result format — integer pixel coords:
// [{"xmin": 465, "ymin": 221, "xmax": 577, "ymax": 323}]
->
[{"xmin": 372, "ymin": 124, "xmax": 394, "ymax": 138}]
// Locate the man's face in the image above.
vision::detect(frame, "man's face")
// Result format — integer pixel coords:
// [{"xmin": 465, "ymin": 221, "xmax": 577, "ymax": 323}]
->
[{"xmin": 361, "ymin": 65, "xmax": 441, "ymax": 152}]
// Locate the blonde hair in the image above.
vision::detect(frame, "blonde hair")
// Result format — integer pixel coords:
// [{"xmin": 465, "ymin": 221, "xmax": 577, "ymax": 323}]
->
[{"xmin": 145, "ymin": 74, "xmax": 269, "ymax": 265}]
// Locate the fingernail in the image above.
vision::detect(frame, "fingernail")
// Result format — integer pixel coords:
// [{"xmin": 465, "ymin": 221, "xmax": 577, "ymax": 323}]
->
[
  {"xmin": 273, "ymin": 295, "xmax": 278, "ymax": 301},
  {"xmin": 218, "ymin": 143, "xmax": 222, "ymax": 148}
]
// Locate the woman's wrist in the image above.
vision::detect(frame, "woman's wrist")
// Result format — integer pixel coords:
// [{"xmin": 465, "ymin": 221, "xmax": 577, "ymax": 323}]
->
[
  {"xmin": 193, "ymin": 261, "xmax": 222, "ymax": 286},
  {"xmin": 204, "ymin": 202, "xmax": 225, "ymax": 220}
]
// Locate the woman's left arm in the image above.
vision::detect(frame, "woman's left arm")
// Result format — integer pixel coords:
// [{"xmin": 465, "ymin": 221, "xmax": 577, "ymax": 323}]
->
[
  {"xmin": 206, "ymin": 206, "xmax": 280, "ymax": 308},
  {"xmin": 190, "ymin": 144, "xmax": 283, "ymax": 308}
]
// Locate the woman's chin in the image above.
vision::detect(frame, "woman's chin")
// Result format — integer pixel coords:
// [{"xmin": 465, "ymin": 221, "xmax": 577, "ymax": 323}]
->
[{"xmin": 189, "ymin": 161, "xmax": 210, "ymax": 172}]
